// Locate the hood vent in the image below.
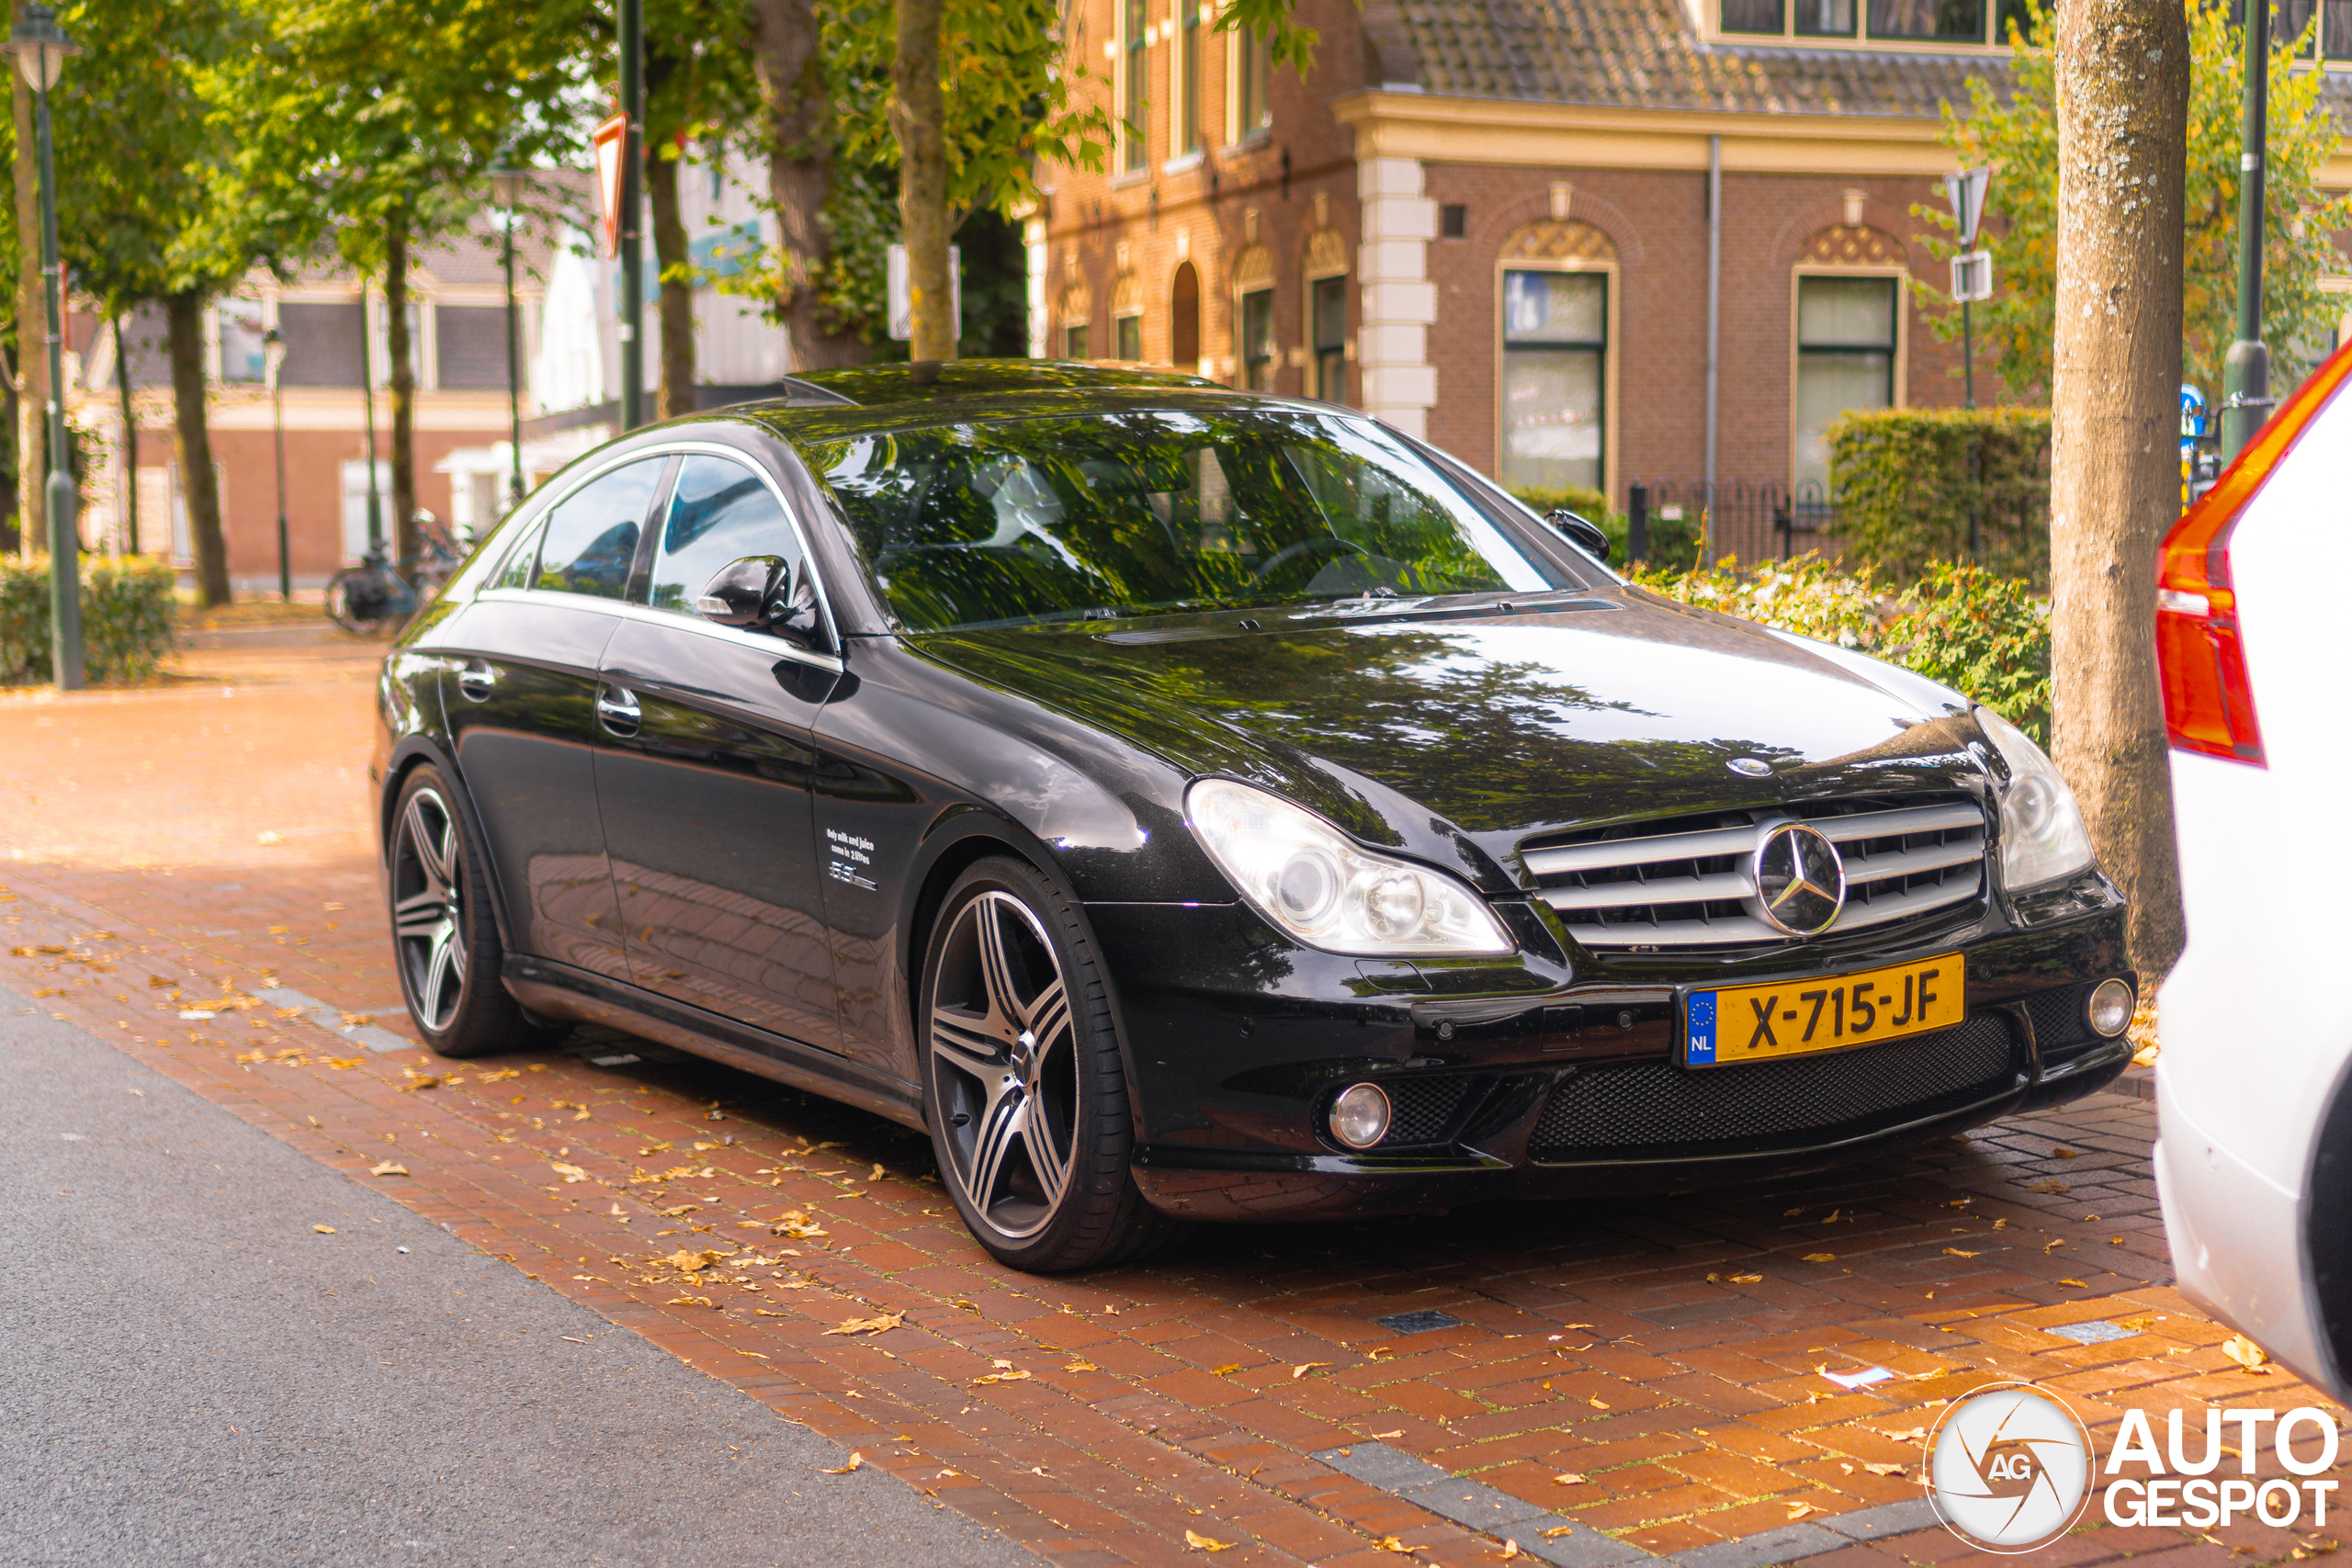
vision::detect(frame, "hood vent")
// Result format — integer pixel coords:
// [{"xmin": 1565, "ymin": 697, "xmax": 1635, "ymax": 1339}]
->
[{"xmin": 1521, "ymin": 795, "xmax": 1987, "ymax": 950}]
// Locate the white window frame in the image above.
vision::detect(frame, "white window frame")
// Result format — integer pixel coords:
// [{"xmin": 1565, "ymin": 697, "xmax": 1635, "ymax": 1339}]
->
[
  {"xmin": 1788, "ymin": 262, "xmax": 1909, "ymax": 492},
  {"xmin": 1493, "ymin": 255, "xmax": 1620, "ymax": 501}
]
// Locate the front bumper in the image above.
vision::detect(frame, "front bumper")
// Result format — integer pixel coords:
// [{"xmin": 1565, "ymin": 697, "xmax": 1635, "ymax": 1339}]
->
[{"xmin": 1091, "ymin": 885, "xmax": 2132, "ymax": 1221}]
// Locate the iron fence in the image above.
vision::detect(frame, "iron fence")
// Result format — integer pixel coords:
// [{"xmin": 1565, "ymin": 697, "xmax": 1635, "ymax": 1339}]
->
[{"xmin": 1623, "ymin": 478, "xmax": 1849, "ymax": 568}]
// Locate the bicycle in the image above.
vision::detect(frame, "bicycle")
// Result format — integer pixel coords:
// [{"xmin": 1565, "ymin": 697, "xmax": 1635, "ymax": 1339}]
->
[{"xmin": 324, "ymin": 514, "xmax": 464, "ymax": 635}]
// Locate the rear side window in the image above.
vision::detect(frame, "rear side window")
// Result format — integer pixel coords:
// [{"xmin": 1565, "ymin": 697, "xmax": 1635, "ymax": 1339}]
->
[
  {"xmin": 646, "ymin": 455, "xmax": 804, "ymax": 614},
  {"xmin": 532, "ymin": 458, "xmax": 664, "ymax": 600}
]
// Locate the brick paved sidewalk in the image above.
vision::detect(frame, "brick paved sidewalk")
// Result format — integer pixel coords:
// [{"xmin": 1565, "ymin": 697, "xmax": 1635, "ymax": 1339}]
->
[{"xmin": 0, "ymin": 643, "xmax": 2341, "ymax": 1568}]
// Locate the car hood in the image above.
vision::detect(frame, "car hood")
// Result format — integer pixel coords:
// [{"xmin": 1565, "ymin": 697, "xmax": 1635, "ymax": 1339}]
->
[{"xmin": 907, "ymin": 589, "xmax": 1992, "ymax": 892}]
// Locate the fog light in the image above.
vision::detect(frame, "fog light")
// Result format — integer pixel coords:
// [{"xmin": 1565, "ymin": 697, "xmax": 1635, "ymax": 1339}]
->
[
  {"xmin": 1329, "ymin": 1083, "xmax": 1392, "ymax": 1150},
  {"xmin": 2086, "ymin": 977, "xmax": 2135, "ymax": 1038}
]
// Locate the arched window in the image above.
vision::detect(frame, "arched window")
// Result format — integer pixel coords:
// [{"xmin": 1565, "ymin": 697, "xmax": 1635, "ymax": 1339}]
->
[
  {"xmin": 1230, "ymin": 244, "xmax": 1275, "ymax": 389},
  {"xmin": 1303, "ymin": 227, "xmax": 1348, "ymax": 404},
  {"xmin": 1058, "ymin": 281, "xmax": 1093, "ymax": 360},
  {"xmin": 1496, "ymin": 219, "xmax": 1618, "ymax": 495},
  {"xmin": 1170, "ymin": 262, "xmax": 1201, "ymax": 375},
  {"xmin": 1112, "ymin": 270, "xmax": 1143, "ymax": 361},
  {"xmin": 1791, "ymin": 224, "xmax": 1907, "ymax": 491}
]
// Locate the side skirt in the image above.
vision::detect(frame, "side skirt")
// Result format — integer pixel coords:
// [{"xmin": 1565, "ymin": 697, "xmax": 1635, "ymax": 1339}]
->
[{"xmin": 502, "ymin": 956, "xmax": 927, "ymax": 1134}]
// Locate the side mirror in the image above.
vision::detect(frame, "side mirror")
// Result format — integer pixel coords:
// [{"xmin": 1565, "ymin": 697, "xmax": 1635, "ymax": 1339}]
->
[
  {"xmin": 695, "ymin": 555, "xmax": 789, "ymax": 626},
  {"xmin": 1544, "ymin": 509, "xmax": 1612, "ymax": 564},
  {"xmin": 695, "ymin": 555, "xmax": 828, "ymax": 651}
]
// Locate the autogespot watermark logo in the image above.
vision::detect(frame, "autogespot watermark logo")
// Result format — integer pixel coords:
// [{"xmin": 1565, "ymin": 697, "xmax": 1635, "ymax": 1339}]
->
[
  {"xmin": 1926, "ymin": 1382, "xmax": 2344, "ymax": 1552},
  {"xmin": 1927, "ymin": 1382, "xmax": 2095, "ymax": 1551}
]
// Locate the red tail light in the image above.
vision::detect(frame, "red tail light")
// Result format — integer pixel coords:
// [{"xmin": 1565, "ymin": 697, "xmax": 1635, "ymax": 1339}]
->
[{"xmin": 2158, "ymin": 338, "xmax": 2352, "ymax": 766}]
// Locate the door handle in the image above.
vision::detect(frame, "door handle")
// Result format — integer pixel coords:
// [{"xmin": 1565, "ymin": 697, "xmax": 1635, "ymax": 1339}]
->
[
  {"xmin": 456, "ymin": 660, "xmax": 495, "ymax": 702},
  {"xmin": 595, "ymin": 684, "xmax": 641, "ymax": 738}
]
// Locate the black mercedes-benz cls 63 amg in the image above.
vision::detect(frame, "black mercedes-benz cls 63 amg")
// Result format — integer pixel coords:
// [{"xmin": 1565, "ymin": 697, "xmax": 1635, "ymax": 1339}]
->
[{"xmin": 369, "ymin": 360, "xmax": 2134, "ymax": 1271}]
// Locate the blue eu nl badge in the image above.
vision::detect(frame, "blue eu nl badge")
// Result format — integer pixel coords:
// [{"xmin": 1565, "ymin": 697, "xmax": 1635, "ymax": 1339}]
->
[{"xmin": 1686, "ymin": 991, "xmax": 1718, "ymax": 1066}]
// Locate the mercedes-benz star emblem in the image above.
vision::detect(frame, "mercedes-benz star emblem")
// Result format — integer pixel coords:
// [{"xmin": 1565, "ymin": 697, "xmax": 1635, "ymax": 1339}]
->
[
  {"xmin": 1727, "ymin": 757, "xmax": 1772, "ymax": 777},
  {"xmin": 1751, "ymin": 822, "xmax": 1847, "ymax": 937}
]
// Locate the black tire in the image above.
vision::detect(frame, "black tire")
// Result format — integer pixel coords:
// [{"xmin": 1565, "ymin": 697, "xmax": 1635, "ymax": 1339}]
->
[
  {"xmin": 387, "ymin": 765, "xmax": 560, "ymax": 1059},
  {"xmin": 920, "ymin": 857, "xmax": 1189, "ymax": 1272}
]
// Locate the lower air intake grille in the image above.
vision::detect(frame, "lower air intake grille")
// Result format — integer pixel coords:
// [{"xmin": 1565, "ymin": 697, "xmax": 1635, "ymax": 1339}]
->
[
  {"xmin": 1381, "ymin": 1075, "xmax": 1476, "ymax": 1146},
  {"xmin": 1529, "ymin": 1015, "xmax": 2017, "ymax": 1161},
  {"xmin": 2021, "ymin": 986, "xmax": 2109, "ymax": 1065}
]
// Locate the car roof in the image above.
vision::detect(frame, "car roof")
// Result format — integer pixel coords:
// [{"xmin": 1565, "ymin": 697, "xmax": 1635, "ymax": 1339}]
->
[{"xmin": 783, "ymin": 358, "xmax": 1219, "ymax": 407}]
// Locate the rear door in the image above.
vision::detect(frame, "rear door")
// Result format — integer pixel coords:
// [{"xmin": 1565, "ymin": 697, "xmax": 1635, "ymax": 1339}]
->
[
  {"xmin": 594, "ymin": 447, "xmax": 847, "ymax": 1051},
  {"xmin": 436, "ymin": 455, "xmax": 670, "ymax": 980}
]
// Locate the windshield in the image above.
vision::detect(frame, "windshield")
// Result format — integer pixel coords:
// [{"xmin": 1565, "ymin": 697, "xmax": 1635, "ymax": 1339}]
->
[{"xmin": 807, "ymin": 408, "xmax": 1560, "ymax": 633}]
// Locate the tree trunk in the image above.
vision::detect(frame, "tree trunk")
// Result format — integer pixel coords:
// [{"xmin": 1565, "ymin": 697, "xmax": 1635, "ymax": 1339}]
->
[
  {"xmin": 386, "ymin": 209, "xmax": 420, "ymax": 572},
  {"xmin": 890, "ymin": 0, "xmax": 955, "ymax": 362},
  {"xmin": 649, "ymin": 148, "xmax": 696, "ymax": 419},
  {"xmin": 165, "ymin": 289, "xmax": 230, "ymax": 606},
  {"xmin": 747, "ymin": 0, "xmax": 864, "ymax": 371},
  {"xmin": 11, "ymin": 27, "xmax": 43, "ymax": 563},
  {"xmin": 2050, "ymin": 0, "xmax": 2188, "ymax": 980}
]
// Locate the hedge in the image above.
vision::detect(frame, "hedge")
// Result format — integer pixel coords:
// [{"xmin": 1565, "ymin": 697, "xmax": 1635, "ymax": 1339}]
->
[
  {"xmin": 1507, "ymin": 485, "xmax": 1705, "ymax": 571},
  {"xmin": 0, "ymin": 555, "xmax": 178, "ymax": 682},
  {"xmin": 1826, "ymin": 407, "xmax": 2051, "ymax": 587},
  {"xmin": 1633, "ymin": 554, "xmax": 2051, "ymax": 745}
]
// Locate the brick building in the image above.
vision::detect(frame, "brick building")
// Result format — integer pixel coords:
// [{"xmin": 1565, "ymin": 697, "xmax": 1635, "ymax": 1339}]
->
[{"xmin": 1032, "ymin": 0, "xmax": 2352, "ymax": 543}]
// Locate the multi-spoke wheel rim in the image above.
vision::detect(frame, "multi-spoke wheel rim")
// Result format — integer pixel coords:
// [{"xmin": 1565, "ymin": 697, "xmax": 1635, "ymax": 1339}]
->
[
  {"xmin": 391, "ymin": 787, "xmax": 468, "ymax": 1033},
  {"xmin": 928, "ymin": 891, "xmax": 1079, "ymax": 1242}
]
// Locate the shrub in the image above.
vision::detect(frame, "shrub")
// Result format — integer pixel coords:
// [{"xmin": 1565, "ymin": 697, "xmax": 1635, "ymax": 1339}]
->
[
  {"xmin": 0, "ymin": 555, "xmax": 179, "ymax": 682},
  {"xmin": 1632, "ymin": 553, "xmax": 2051, "ymax": 745},
  {"xmin": 1826, "ymin": 407, "xmax": 2051, "ymax": 587}
]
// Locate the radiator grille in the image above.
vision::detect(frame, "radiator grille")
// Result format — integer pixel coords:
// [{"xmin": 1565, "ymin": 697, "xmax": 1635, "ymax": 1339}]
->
[
  {"xmin": 1529, "ymin": 1014, "xmax": 2017, "ymax": 1160},
  {"xmin": 1521, "ymin": 795, "xmax": 1988, "ymax": 951}
]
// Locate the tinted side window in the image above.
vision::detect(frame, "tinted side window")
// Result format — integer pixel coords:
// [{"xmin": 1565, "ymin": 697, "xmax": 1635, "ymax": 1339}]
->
[
  {"xmin": 648, "ymin": 454, "xmax": 804, "ymax": 614},
  {"xmin": 534, "ymin": 458, "xmax": 663, "ymax": 599},
  {"xmin": 490, "ymin": 516, "xmax": 546, "ymax": 590}
]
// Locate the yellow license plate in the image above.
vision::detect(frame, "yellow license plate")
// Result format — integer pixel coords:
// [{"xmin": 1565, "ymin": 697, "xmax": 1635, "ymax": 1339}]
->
[{"xmin": 1682, "ymin": 953, "xmax": 1965, "ymax": 1067}]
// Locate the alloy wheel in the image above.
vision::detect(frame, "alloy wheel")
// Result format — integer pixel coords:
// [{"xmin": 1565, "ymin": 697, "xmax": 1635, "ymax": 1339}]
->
[
  {"xmin": 391, "ymin": 786, "xmax": 469, "ymax": 1032},
  {"xmin": 928, "ymin": 890, "xmax": 1080, "ymax": 1241}
]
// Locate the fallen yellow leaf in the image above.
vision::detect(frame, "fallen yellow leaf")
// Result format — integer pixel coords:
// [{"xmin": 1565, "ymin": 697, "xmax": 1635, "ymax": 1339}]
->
[
  {"xmin": 1184, "ymin": 1529, "xmax": 1237, "ymax": 1552},
  {"xmin": 1886, "ymin": 1426, "xmax": 1927, "ymax": 1442},
  {"xmin": 311, "ymin": 1224, "xmax": 336, "ymax": 1234},
  {"xmin": 1498, "ymin": 1542, "xmax": 1521, "ymax": 1561},
  {"xmin": 2057, "ymin": 1279, "xmax": 2088, "ymax": 1289},
  {"xmin": 368, "ymin": 1160, "xmax": 409, "ymax": 1177},
  {"xmin": 1803, "ymin": 1252, "xmax": 1837, "ymax": 1263},
  {"xmin": 971, "ymin": 1368, "xmax": 1033, "ymax": 1385},
  {"xmin": 1553, "ymin": 1472, "xmax": 1588, "ymax": 1484},
  {"xmin": 665, "ymin": 1247, "xmax": 722, "ymax": 1272},
  {"xmin": 824, "ymin": 1313, "xmax": 905, "ymax": 1337},
  {"xmin": 1864, "ymin": 1461, "xmax": 1905, "ymax": 1476},
  {"xmin": 1293, "ymin": 1361, "xmax": 1333, "ymax": 1380},
  {"xmin": 1065, "ymin": 1360, "xmax": 1098, "ymax": 1372},
  {"xmin": 550, "ymin": 1163, "xmax": 590, "ymax": 1183},
  {"xmin": 1943, "ymin": 1247, "xmax": 1981, "ymax": 1258},
  {"xmin": 1211, "ymin": 1363, "xmax": 1242, "ymax": 1375},
  {"xmin": 1788, "ymin": 1502, "xmax": 1820, "ymax": 1520},
  {"xmin": 822, "ymin": 1452, "xmax": 863, "ymax": 1474},
  {"xmin": 1589, "ymin": 1396, "xmax": 1610, "ymax": 1409},
  {"xmin": 2223, "ymin": 1333, "xmax": 2272, "ymax": 1371},
  {"xmin": 1375, "ymin": 1539, "xmax": 1413, "ymax": 1555},
  {"xmin": 1727, "ymin": 1272, "xmax": 1762, "ymax": 1283}
]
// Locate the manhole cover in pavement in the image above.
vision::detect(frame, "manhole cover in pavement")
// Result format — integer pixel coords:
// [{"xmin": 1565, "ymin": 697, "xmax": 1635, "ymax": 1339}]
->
[{"xmin": 1374, "ymin": 1310, "xmax": 1465, "ymax": 1335}]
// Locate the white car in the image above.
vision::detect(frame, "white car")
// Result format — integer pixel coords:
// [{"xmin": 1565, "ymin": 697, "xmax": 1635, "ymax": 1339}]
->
[{"xmin": 2155, "ymin": 337, "xmax": 2352, "ymax": 1398}]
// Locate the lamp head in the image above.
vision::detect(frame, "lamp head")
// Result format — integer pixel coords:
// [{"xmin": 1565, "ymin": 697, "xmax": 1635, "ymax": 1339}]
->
[
  {"xmin": 6, "ymin": 5, "xmax": 76, "ymax": 92},
  {"xmin": 488, "ymin": 166, "xmax": 529, "ymax": 210},
  {"xmin": 263, "ymin": 325, "xmax": 287, "ymax": 375}
]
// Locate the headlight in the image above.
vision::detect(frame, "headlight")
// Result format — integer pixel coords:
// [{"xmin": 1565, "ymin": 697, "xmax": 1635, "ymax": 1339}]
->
[
  {"xmin": 1974, "ymin": 705, "xmax": 2096, "ymax": 891},
  {"xmin": 1185, "ymin": 778, "xmax": 1514, "ymax": 956}
]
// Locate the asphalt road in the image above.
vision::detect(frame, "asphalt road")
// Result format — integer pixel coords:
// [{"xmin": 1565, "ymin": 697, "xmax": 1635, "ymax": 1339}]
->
[{"xmin": 0, "ymin": 1005, "xmax": 1040, "ymax": 1568}]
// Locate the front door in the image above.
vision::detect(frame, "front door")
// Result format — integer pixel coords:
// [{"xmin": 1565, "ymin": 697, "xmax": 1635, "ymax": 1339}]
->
[
  {"xmin": 436, "ymin": 454, "xmax": 668, "ymax": 981},
  {"xmin": 594, "ymin": 450, "xmax": 845, "ymax": 1051}
]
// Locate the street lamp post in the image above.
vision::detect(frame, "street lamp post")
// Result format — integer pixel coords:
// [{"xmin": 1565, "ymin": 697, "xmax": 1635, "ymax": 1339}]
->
[
  {"xmin": 2220, "ymin": 0, "xmax": 2273, "ymax": 464},
  {"xmin": 6, "ymin": 5, "xmax": 81, "ymax": 691},
  {"xmin": 617, "ymin": 0, "xmax": 645, "ymax": 431},
  {"xmin": 265, "ymin": 325, "xmax": 289, "ymax": 601},
  {"xmin": 488, "ymin": 166, "xmax": 528, "ymax": 511}
]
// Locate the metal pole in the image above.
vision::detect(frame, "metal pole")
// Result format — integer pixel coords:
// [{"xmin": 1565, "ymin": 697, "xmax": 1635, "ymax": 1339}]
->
[
  {"xmin": 1703, "ymin": 134, "xmax": 1721, "ymax": 560},
  {"xmin": 113, "ymin": 311, "xmax": 136, "ymax": 556},
  {"xmin": 1964, "ymin": 297, "xmax": 1980, "ymax": 561},
  {"xmin": 504, "ymin": 208, "xmax": 524, "ymax": 508},
  {"xmin": 617, "ymin": 0, "xmax": 645, "ymax": 432},
  {"xmin": 358, "ymin": 281, "xmax": 382, "ymax": 551},
  {"xmin": 1962, "ymin": 298, "xmax": 1974, "ymax": 410},
  {"xmin": 271, "ymin": 358, "xmax": 289, "ymax": 601},
  {"xmin": 2220, "ymin": 0, "xmax": 2272, "ymax": 463},
  {"xmin": 35, "ymin": 65, "xmax": 79, "ymax": 690}
]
